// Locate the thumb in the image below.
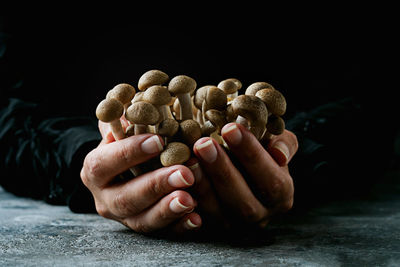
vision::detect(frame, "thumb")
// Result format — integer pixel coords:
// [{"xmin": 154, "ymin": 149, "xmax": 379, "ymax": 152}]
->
[{"xmin": 267, "ymin": 130, "xmax": 299, "ymax": 166}]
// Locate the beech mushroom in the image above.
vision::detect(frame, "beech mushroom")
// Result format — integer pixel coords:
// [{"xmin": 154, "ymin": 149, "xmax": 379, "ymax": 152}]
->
[
  {"xmin": 179, "ymin": 119, "xmax": 202, "ymax": 146},
  {"xmin": 266, "ymin": 115, "xmax": 285, "ymax": 135},
  {"xmin": 160, "ymin": 142, "xmax": 191, "ymax": 167},
  {"xmin": 96, "ymin": 98, "xmax": 125, "ymax": 140},
  {"xmin": 231, "ymin": 95, "xmax": 268, "ymax": 140},
  {"xmin": 142, "ymin": 85, "xmax": 173, "ymax": 124},
  {"xmin": 245, "ymin": 82, "xmax": 275, "ymax": 96},
  {"xmin": 168, "ymin": 75, "xmax": 197, "ymax": 120},
  {"xmin": 138, "ymin": 69, "xmax": 169, "ymax": 91},
  {"xmin": 255, "ymin": 88, "xmax": 287, "ymax": 117},
  {"xmin": 158, "ymin": 118, "xmax": 179, "ymax": 144},
  {"xmin": 106, "ymin": 83, "xmax": 136, "ymax": 110},
  {"xmin": 125, "ymin": 101, "xmax": 160, "ymax": 135},
  {"xmin": 218, "ymin": 78, "xmax": 242, "ymax": 103}
]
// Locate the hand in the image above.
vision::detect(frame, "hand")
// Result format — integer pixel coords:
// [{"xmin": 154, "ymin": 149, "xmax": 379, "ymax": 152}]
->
[
  {"xmin": 80, "ymin": 120, "xmax": 202, "ymax": 234},
  {"xmin": 191, "ymin": 123, "xmax": 298, "ymax": 230}
]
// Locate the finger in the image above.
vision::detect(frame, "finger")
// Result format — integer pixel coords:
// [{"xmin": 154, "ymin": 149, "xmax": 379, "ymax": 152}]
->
[
  {"xmin": 221, "ymin": 123, "xmax": 293, "ymax": 206},
  {"xmin": 124, "ymin": 190, "xmax": 197, "ymax": 233},
  {"xmin": 266, "ymin": 130, "xmax": 299, "ymax": 166},
  {"xmin": 193, "ymin": 137, "xmax": 269, "ymax": 224},
  {"xmin": 98, "ymin": 118, "xmax": 130, "ymax": 143},
  {"xmin": 82, "ymin": 134, "xmax": 164, "ymax": 188},
  {"xmin": 102, "ymin": 165, "xmax": 195, "ymax": 218},
  {"xmin": 171, "ymin": 212, "xmax": 202, "ymax": 234}
]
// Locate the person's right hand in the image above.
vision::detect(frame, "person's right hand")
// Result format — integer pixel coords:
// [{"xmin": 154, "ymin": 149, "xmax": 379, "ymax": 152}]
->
[{"xmin": 80, "ymin": 120, "xmax": 202, "ymax": 234}]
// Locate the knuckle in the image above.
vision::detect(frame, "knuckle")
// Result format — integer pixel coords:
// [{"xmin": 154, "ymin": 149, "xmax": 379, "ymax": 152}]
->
[
  {"xmin": 240, "ymin": 201, "xmax": 264, "ymax": 223},
  {"xmin": 146, "ymin": 173, "xmax": 164, "ymax": 196},
  {"xmin": 95, "ymin": 201, "xmax": 111, "ymax": 219},
  {"xmin": 130, "ymin": 220, "xmax": 153, "ymax": 233},
  {"xmin": 113, "ymin": 189, "xmax": 139, "ymax": 217},
  {"xmin": 280, "ymin": 198, "xmax": 294, "ymax": 212},
  {"xmin": 83, "ymin": 151, "xmax": 104, "ymax": 179}
]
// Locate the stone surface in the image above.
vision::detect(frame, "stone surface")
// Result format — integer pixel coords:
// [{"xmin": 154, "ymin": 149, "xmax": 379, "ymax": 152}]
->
[{"xmin": 1, "ymin": 171, "xmax": 400, "ymax": 266}]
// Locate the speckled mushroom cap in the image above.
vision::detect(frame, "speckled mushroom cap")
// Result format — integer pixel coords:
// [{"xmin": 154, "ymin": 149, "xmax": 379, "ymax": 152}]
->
[
  {"xmin": 255, "ymin": 88, "xmax": 286, "ymax": 116},
  {"xmin": 96, "ymin": 98, "xmax": 124, "ymax": 122},
  {"xmin": 179, "ymin": 119, "xmax": 202, "ymax": 146},
  {"xmin": 205, "ymin": 109, "xmax": 227, "ymax": 131},
  {"xmin": 160, "ymin": 142, "xmax": 191, "ymax": 167},
  {"xmin": 205, "ymin": 86, "xmax": 227, "ymax": 111},
  {"xmin": 168, "ymin": 75, "xmax": 197, "ymax": 95},
  {"xmin": 245, "ymin": 82, "xmax": 275, "ymax": 96},
  {"xmin": 138, "ymin": 70, "xmax": 169, "ymax": 91},
  {"xmin": 217, "ymin": 78, "xmax": 242, "ymax": 95},
  {"xmin": 158, "ymin": 118, "xmax": 179, "ymax": 137},
  {"xmin": 142, "ymin": 85, "xmax": 172, "ymax": 106},
  {"xmin": 107, "ymin": 83, "xmax": 136, "ymax": 104},
  {"xmin": 125, "ymin": 101, "xmax": 160, "ymax": 125},
  {"xmin": 194, "ymin": 85, "xmax": 214, "ymax": 109},
  {"xmin": 266, "ymin": 115, "xmax": 285, "ymax": 135},
  {"xmin": 231, "ymin": 95, "xmax": 268, "ymax": 125}
]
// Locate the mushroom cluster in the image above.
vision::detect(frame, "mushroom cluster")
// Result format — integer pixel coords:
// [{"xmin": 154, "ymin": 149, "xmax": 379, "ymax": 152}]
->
[{"xmin": 96, "ymin": 70, "xmax": 287, "ymax": 174}]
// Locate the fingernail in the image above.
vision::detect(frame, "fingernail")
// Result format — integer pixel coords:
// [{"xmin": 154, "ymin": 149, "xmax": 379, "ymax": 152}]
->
[
  {"xmin": 169, "ymin": 197, "xmax": 190, "ymax": 213},
  {"xmin": 141, "ymin": 135, "xmax": 163, "ymax": 154},
  {"xmin": 185, "ymin": 218, "xmax": 200, "ymax": 229},
  {"xmin": 221, "ymin": 124, "xmax": 242, "ymax": 145},
  {"xmin": 168, "ymin": 170, "xmax": 191, "ymax": 188},
  {"xmin": 273, "ymin": 141, "xmax": 289, "ymax": 163},
  {"xmin": 188, "ymin": 163, "xmax": 202, "ymax": 184},
  {"xmin": 195, "ymin": 139, "xmax": 217, "ymax": 163}
]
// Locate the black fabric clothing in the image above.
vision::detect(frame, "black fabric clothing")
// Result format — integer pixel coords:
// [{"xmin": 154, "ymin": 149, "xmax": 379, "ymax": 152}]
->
[{"xmin": 0, "ymin": 14, "xmax": 397, "ymax": 213}]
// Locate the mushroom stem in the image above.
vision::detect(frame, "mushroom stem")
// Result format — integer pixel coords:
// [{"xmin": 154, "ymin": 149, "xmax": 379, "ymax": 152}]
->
[
  {"xmin": 110, "ymin": 120, "xmax": 125, "ymax": 140},
  {"xmin": 178, "ymin": 93, "xmax": 193, "ymax": 120},
  {"xmin": 134, "ymin": 124, "xmax": 148, "ymax": 135}
]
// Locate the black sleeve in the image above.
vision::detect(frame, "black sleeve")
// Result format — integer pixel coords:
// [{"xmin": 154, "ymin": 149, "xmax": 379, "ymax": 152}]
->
[{"xmin": 0, "ymin": 98, "xmax": 101, "ymax": 212}]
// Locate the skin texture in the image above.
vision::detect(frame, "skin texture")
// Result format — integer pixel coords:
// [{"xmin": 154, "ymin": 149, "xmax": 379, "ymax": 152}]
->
[{"xmin": 80, "ymin": 116, "xmax": 298, "ymax": 235}]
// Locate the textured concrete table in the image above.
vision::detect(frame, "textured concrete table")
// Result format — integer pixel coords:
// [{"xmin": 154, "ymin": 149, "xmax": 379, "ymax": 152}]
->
[{"xmin": 1, "ymin": 171, "xmax": 400, "ymax": 266}]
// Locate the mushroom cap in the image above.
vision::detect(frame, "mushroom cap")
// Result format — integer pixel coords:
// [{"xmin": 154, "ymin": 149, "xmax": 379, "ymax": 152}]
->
[
  {"xmin": 179, "ymin": 119, "xmax": 202, "ymax": 145},
  {"xmin": 201, "ymin": 121, "xmax": 217, "ymax": 136},
  {"xmin": 231, "ymin": 95, "xmax": 268, "ymax": 125},
  {"xmin": 125, "ymin": 101, "xmax": 160, "ymax": 125},
  {"xmin": 158, "ymin": 118, "xmax": 179, "ymax": 137},
  {"xmin": 205, "ymin": 86, "xmax": 227, "ymax": 111},
  {"xmin": 194, "ymin": 85, "xmax": 214, "ymax": 109},
  {"xmin": 225, "ymin": 104, "xmax": 237, "ymax": 122},
  {"xmin": 138, "ymin": 69, "xmax": 169, "ymax": 91},
  {"xmin": 107, "ymin": 83, "xmax": 136, "ymax": 104},
  {"xmin": 217, "ymin": 78, "xmax": 242, "ymax": 94},
  {"xmin": 205, "ymin": 109, "xmax": 227, "ymax": 131},
  {"xmin": 142, "ymin": 85, "xmax": 172, "ymax": 106},
  {"xmin": 160, "ymin": 142, "xmax": 191, "ymax": 167},
  {"xmin": 245, "ymin": 82, "xmax": 275, "ymax": 96},
  {"xmin": 96, "ymin": 98, "xmax": 124, "ymax": 122},
  {"xmin": 255, "ymin": 88, "xmax": 286, "ymax": 116},
  {"xmin": 266, "ymin": 115, "xmax": 285, "ymax": 135},
  {"xmin": 168, "ymin": 75, "xmax": 197, "ymax": 95},
  {"xmin": 132, "ymin": 91, "xmax": 144, "ymax": 103}
]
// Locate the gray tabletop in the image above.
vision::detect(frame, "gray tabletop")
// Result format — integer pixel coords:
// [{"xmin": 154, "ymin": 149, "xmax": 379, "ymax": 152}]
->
[{"xmin": 1, "ymin": 170, "xmax": 400, "ymax": 267}]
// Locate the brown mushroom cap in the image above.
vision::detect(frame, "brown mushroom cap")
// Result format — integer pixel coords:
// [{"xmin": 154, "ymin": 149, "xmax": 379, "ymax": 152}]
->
[
  {"xmin": 232, "ymin": 95, "xmax": 267, "ymax": 124},
  {"xmin": 160, "ymin": 142, "xmax": 191, "ymax": 167},
  {"xmin": 255, "ymin": 88, "xmax": 287, "ymax": 116},
  {"xmin": 107, "ymin": 83, "xmax": 136, "ymax": 104},
  {"xmin": 245, "ymin": 82, "xmax": 275, "ymax": 96},
  {"xmin": 205, "ymin": 86, "xmax": 227, "ymax": 111},
  {"xmin": 138, "ymin": 69, "xmax": 169, "ymax": 91},
  {"xmin": 217, "ymin": 78, "xmax": 242, "ymax": 95},
  {"xmin": 158, "ymin": 118, "xmax": 179, "ymax": 137},
  {"xmin": 168, "ymin": 75, "xmax": 197, "ymax": 95},
  {"xmin": 96, "ymin": 98, "xmax": 124, "ymax": 122},
  {"xmin": 142, "ymin": 85, "xmax": 172, "ymax": 106},
  {"xmin": 194, "ymin": 85, "xmax": 213, "ymax": 109},
  {"xmin": 125, "ymin": 101, "xmax": 160, "ymax": 125},
  {"xmin": 205, "ymin": 109, "xmax": 227, "ymax": 133},
  {"xmin": 266, "ymin": 115, "xmax": 285, "ymax": 135},
  {"xmin": 179, "ymin": 119, "xmax": 202, "ymax": 146}
]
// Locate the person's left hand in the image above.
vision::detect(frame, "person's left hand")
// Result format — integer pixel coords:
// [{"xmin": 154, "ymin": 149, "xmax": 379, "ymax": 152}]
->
[{"xmin": 189, "ymin": 123, "xmax": 298, "ymax": 230}]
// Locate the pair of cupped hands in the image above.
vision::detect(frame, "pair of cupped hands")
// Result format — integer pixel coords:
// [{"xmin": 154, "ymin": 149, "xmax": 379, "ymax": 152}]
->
[{"xmin": 80, "ymin": 116, "xmax": 298, "ymax": 235}]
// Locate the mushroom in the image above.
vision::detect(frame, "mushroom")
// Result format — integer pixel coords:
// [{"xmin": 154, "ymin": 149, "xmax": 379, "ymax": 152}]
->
[
  {"xmin": 231, "ymin": 95, "xmax": 268, "ymax": 140},
  {"xmin": 142, "ymin": 85, "xmax": 173, "ymax": 129},
  {"xmin": 125, "ymin": 101, "xmax": 160, "ymax": 135},
  {"xmin": 160, "ymin": 142, "xmax": 191, "ymax": 167},
  {"xmin": 266, "ymin": 115, "xmax": 285, "ymax": 135},
  {"xmin": 193, "ymin": 85, "xmax": 214, "ymax": 125},
  {"xmin": 96, "ymin": 98, "xmax": 125, "ymax": 140},
  {"xmin": 204, "ymin": 109, "xmax": 227, "ymax": 144},
  {"xmin": 158, "ymin": 118, "xmax": 179, "ymax": 144},
  {"xmin": 205, "ymin": 86, "xmax": 227, "ymax": 111},
  {"xmin": 217, "ymin": 78, "xmax": 242, "ymax": 103},
  {"xmin": 245, "ymin": 82, "xmax": 275, "ymax": 96},
  {"xmin": 138, "ymin": 69, "xmax": 169, "ymax": 91},
  {"xmin": 179, "ymin": 119, "xmax": 202, "ymax": 147},
  {"xmin": 106, "ymin": 83, "xmax": 136, "ymax": 110},
  {"xmin": 168, "ymin": 75, "xmax": 197, "ymax": 120},
  {"xmin": 255, "ymin": 88, "xmax": 287, "ymax": 117}
]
